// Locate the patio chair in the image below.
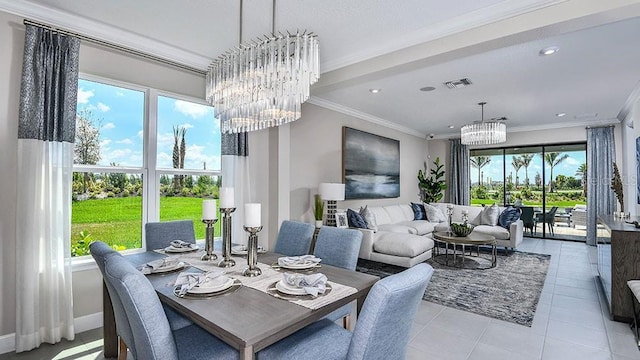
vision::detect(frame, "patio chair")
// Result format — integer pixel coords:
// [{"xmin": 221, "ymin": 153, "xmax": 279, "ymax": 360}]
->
[
  {"xmin": 572, "ymin": 204, "xmax": 587, "ymax": 229},
  {"xmin": 520, "ymin": 206, "xmax": 535, "ymax": 236},
  {"xmin": 534, "ymin": 206, "xmax": 558, "ymax": 235}
]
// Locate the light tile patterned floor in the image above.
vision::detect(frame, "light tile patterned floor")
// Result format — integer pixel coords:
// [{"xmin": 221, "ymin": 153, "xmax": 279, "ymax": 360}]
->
[{"xmin": 1, "ymin": 238, "xmax": 639, "ymax": 359}]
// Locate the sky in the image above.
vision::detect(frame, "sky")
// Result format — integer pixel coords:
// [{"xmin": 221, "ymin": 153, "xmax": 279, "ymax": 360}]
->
[
  {"xmin": 470, "ymin": 152, "xmax": 586, "ymax": 185},
  {"xmin": 76, "ymin": 79, "xmax": 221, "ymax": 170}
]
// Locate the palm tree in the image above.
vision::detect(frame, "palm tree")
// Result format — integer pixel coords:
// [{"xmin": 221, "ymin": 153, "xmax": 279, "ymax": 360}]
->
[
  {"xmin": 470, "ymin": 156, "xmax": 491, "ymax": 186},
  {"xmin": 544, "ymin": 152, "xmax": 569, "ymax": 192},
  {"xmin": 511, "ymin": 156, "xmax": 523, "ymax": 188},
  {"xmin": 576, "ymin": 163, "xmax": 587, "ymax": 197},
  {"xmin": 520, "ymin": 154, "xmax": 535, "ymax": 187}
]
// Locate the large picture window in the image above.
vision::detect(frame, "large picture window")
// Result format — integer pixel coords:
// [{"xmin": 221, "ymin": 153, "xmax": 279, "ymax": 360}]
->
[{"xmin": 71, "ymin": 77, "xmax": 221, "ymax": 256}]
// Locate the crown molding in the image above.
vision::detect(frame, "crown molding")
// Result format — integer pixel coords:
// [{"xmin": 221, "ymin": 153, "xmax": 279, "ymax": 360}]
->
[
  {"xmin": 307, "ymin": 97, "xmax": 426, "ymax": 138},
  {"xmin": 0, "ymin": 0, "xmax": 211, "ymax": 71},
  {"xmin": 322, "ymin": 0, "xmax": 567, "ymax": 72},
  {"xmin": 618, "ymin": 81, "xmax": 640, "ymax": 129}
]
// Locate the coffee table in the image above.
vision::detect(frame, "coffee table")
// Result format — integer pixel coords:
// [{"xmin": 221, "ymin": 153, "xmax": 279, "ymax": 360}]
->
[{"xmin": 432, "ymin": 231, "xmax": 497, "ymax": 269}]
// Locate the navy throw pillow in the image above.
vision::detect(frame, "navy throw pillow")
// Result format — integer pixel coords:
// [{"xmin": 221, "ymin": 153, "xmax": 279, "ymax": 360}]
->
[
  {"xmin": 411, "ymin": 202, "xmax": 427, "ymax": 220},
  {"xmin": 499, "ymin": 206, "xmax": 521, "ymax": 229},
  {"xmin": 347, "ymin": 209, "xmax": 368, "ymax": 229}
]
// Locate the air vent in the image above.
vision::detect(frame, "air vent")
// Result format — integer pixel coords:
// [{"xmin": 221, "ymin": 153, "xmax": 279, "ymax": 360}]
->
[{"xmin": 443, "ymin": 78, "xmax": 472, "ymax": 89}]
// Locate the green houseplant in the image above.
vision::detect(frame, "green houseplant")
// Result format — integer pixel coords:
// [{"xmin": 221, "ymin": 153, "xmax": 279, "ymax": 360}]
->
[
  {"xmin": 418, "ymin": 157, "xmax": 447, "ymax": 203},
  {"xmin": 313, "ymin": 194, "xmax": 324, "ymax": 227}
]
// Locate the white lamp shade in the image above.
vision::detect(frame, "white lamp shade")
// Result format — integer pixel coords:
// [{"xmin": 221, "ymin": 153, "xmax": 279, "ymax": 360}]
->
[{"xmin": 319, "ymin": 183, "xmax": 345, "ymax": 201}]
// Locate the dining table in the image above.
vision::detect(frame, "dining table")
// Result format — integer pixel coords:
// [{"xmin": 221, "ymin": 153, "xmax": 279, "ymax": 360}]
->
[{"xmin": 102, "ymin": 248, "xmax": 379, "ymax": 360}]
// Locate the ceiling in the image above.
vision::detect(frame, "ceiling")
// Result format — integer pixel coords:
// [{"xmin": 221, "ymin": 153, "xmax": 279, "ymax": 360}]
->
[{"xmin": 3, "ymin": 0, "xmax": 640, "ymax": 138}]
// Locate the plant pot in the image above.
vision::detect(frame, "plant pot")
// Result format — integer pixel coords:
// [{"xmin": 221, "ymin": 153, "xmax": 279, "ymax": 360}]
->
[{"xmin": 315, "ymin": 220, "xmax": 323, "ymax": 228}]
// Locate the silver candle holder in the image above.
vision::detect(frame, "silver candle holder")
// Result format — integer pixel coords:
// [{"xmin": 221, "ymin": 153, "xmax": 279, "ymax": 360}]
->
[
  {"xmin": 242, "ymin": 225, "xmax": 263, "ymax": 277},
  {"xmin": 201, "ymin": 219, "xmax": 219, "ymax": 261},
  {"xmin": 218, "ymin": 208, "xmax": 236, "ymax": 268}
]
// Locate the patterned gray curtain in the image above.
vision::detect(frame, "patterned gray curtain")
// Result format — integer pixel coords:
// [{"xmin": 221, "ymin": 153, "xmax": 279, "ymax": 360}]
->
[
  {"xmin": 15, "ymin": 24, "xmax": 80, "ymax": 352},
  {"xmin": 586, "ymin": 126, "xmax": 616, "ymax": 246},
  {"xmin": 448, "ymin": 139, "xmax": 470, "ymax": 205},
  {"xmin": 221, "ymin": 132, "xmax": 250, "ymax": 244}
]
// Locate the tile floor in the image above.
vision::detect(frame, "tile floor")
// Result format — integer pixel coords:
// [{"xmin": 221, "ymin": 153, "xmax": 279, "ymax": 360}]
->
[{"xmin": 1, "ymin": 238, "xmax": 639, "ymax": 359}]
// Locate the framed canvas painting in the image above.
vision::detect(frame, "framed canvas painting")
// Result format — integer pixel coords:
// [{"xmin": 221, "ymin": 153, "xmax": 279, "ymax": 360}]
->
[{"xmin": 342, "ymin": 127, "xmax": 400, "ymax": 199}]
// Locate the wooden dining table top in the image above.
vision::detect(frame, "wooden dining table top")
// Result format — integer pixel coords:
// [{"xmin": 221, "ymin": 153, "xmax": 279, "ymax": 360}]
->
[{"xmin": 119, "ymin": 250, "xmax": 379, "ymax": 360}]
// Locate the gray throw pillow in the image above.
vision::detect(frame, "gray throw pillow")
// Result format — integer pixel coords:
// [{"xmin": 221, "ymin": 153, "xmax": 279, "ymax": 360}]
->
[
  {"xmin": 424, "ymin": 203, "xmax": 447, "ymax": 223},
  {"xmin": 480, "ymin": 205, "xmax": 500, "ymax": 226},
  {"xmin": 359, "ymin": 206, "xmax": 378, "ymax": 232}
]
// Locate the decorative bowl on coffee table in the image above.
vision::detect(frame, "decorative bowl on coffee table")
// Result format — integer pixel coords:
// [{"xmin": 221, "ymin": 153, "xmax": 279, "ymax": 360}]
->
[{"xmin": 450, "ymin": 223, "xmax": 474, "ymax": 237}]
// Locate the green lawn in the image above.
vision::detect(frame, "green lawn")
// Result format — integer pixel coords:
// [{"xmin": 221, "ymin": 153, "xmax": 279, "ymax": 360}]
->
[{"xmin": 72, "ymin": 196, "xmax": 221, "ymax": 255}]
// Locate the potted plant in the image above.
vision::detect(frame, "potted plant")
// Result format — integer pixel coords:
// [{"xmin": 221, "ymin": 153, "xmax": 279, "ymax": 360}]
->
[
  {"xmin": 611, "ymin": 162, "xmax": 624, "ymax": 216},
  {"xmin": 313, "ymin": 194, "xmax": 324, "ymax": 227},
  {"xmin": 418, "ymin": 157, "xmax": 447, "ymax": 203}
]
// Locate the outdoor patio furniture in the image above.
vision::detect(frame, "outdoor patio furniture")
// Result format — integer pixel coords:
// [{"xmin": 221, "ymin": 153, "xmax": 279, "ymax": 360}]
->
[
  {"xmin": 520, "ymin": 207, "xmax": 535, "ymax": 236},
  {"xmin": 534, "ymin": 206, "xmax": 558, "ymax": 235},
  {"xmin": 572, "ymin": 205, "xmax": 587, "ymax": 229}
]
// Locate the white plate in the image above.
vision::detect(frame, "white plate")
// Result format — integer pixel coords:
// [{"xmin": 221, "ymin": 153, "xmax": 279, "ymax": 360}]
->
[
  {"xmin": 151, "ymin": 261, "xmax": 185, "ymax": 273},
  {"xmin": 188, "ymin": 276, "xmax": 234, "ymax": 294},
  {"xmin": 277, "ymin": 261, "xmax": 319, "ymax": 270},
  {"xmin": 275, "ymin": 280, "xmax": 307, "ymax": 296},
  {"xmin": 164, "ymin": 245, "xmax": 199, "ymax": 253},
  {"xmin": 231, "ymin": 246, "xmax": 266, "ymax": 255}
]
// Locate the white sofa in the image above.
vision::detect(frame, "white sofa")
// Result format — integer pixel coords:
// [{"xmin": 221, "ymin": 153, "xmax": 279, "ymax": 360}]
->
[{"xmin": 355, "ymin": 203, "xmax": 524, "ymax": 268}]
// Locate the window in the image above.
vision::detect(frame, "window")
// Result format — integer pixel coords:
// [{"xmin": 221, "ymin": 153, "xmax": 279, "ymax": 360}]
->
[{"xmin": 71, "ymin": 76, "xmax": 221, "ymax": 256}]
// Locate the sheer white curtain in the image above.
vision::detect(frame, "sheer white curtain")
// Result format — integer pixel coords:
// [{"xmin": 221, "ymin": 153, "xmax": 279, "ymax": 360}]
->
[
  {"xmin": 221, "ymin": 132, "xmax": 250, "ymax": 245},
  {"xmin": 15, "ymin": 25, "xmax": 79, "ymax": 352}
]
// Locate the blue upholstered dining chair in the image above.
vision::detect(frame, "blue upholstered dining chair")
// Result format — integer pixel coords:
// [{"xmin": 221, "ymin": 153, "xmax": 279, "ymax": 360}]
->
[
  {"xmin": 313, "ymin": 226, "xmax": 363, "ymax": 328},
  {"xmin": 145, "ymin": 220, "xmax": 196, "ymax": 251},
  {"xmin": 273, "ymin": 220, "xmax": 316, "ymax": 256},
  {"xmin": 257, "ymin": 263, "xmax": 434, "ymax": 360},
  {"xmin": 104, "ymin": 253, "xmax": 239, "ymax": 360}
]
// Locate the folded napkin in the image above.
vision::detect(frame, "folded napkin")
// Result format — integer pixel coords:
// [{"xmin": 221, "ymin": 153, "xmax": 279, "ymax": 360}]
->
[
  {"xmin": 170, "ymin": 240, "xmax": 194, "ymax": 248},
  {"xmin": 277, "ymin": 255, "xmax": 322, "ymax": 267},
  {"xmin": 282, "ymin": 272, "xmax": 328, "ymax": 297},
  {"xmin": 138, "ymin": 258, "xmax": 180, "ymax": 274},
  {"xmin": 174, "ymin": 270, "xmax": 225, "ymax": 296}
]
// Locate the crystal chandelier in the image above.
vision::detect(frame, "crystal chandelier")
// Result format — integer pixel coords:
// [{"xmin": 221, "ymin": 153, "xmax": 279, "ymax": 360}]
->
[
  {"xmin": 205, "ymin": 0, "xmax": 320, "ymax": 134},
  {"xmin": 460, "ymin": 102, "xmax": 507, "ymax": 145}
]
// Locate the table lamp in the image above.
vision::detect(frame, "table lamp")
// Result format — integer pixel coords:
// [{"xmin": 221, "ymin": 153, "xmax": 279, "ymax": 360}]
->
[{"xmin": 319, "ymin": 183, "xmax": 345, "ymax": 227}]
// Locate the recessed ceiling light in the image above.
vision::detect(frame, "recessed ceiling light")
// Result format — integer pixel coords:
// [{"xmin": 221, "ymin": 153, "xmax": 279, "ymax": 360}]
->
[
  {"xmin": 539, "ymin": 46, "xmax": 560, "ymax": 56},
  {"xmin": 369, "ymin": 89, "xmax": 382, "ymax": 94},
  {"xmin": 556, "ymin": 113, "xmax": 566, "ymax": 117},
  {"xmin": 448, "ymin": 125, "xmax": 455, "ymax": 129},
  {"xmin": 420, "ymin": 86, "xmax": 436, "ymax": 92}
]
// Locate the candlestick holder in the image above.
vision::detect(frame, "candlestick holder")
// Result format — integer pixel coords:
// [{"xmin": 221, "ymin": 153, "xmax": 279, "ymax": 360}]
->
[
  {"xmin": 218, "ymin": 208, "xmax": 236, "ymax": 268},
  {"xmin": 446, "ymin": 207, "xmax": 454, "ymax": 235},
  {"xmin": 242, "ymin": 225, "xmax": 263, "ymax": 277},
  {"xmin": 201, "ymin": 219, "xmax": 219, "ymax": 261}
]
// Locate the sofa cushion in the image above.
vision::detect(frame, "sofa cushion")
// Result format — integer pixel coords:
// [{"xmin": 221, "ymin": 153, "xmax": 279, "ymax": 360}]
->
[
  {"xmin": 359, "ymin": 206, "xmax": 378, "ymax": 232},
  {"xmin": 377, "ymin": 224, "xmax": 417, "ymax": 234},
  {"xmin": 373, "ymin": 232, "xmax": 434, "ymax": 258},
  {"xmin": 397, "ymin": 220, "xmax": 436, "ymax": 235},
  {"xmin": 473, "ymin": 225, "xmax": 510, "ymax": 240},
  {"xmin": 424, "ymin": 203, "xmax": 446, "ymax": 222},
  {"xmin": 384, "ymin": 205, "xmax": 414, "ymax": 223},
  {"xmin": 498, "ymin": 206, "xmax": 521, "ymax": 229},
  {"xmin": 433, "ymin": 222, "xmax": 450, "ymax": 233},
  {"xmin": 411, "ymin": 202, "xmax": 427, "ymax": 220},
  {"xmin": 369, "ymin": 206, "xmax": 392, "ymax": 225},
  {"xmin": 347, "ymin": 209, "xmax": 368, "ymax": 229},
  {"xmin": 479, "ymin": 205, "xmax": 500, "ymax": 226}
]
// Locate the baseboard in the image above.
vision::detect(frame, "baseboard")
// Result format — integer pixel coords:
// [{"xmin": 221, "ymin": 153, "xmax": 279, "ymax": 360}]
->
[{"xmin": 0, "ymin": 312, "xmax": 103, "ymax": 355}]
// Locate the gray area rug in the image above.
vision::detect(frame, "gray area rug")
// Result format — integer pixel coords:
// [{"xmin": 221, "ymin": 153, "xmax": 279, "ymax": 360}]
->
[{"xmin": 356, "ymin": 251, "xmax": 550, "ymax": 327}]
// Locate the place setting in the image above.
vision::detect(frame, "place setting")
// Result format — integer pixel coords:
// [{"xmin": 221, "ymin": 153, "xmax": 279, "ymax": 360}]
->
[
  {"xmin": 231, "ymin": 244, "xmax": 267, "ymax": 256},
  {"xmin": 271, "ymin": 255, "xmax": 322, "ymax": 272},
  {"xmin": 267, "ymin": 272, "xmax": 331, "ymax": 300},
  {"xmin": 137, "ymin": 258, "xmax": 188, "ymax": 275},
  {"xmin": 172, "ymin": 269, "xmax": 241, "ymax": 299},
  {"xmin": 163, "ymin": 240, "xmax": 200, "ymax": 254}
]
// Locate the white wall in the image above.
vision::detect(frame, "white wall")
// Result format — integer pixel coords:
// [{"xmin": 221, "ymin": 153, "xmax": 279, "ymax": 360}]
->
[
  {"xmin": 622, "ymin": 97, "xmax": 640, "ymax": 216},
  {"xmin": 289, "ymin": 103, "xmax": 429, "ymax": 219}
]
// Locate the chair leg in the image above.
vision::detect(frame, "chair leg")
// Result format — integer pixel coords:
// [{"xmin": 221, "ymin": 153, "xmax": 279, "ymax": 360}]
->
[
  {"xmin": 118, "ymin": 337, "xmax": 128, "ymax": 360},
  {"xmin": 342, "ymin": 314, "xmax": 351, "ymax": 330}
]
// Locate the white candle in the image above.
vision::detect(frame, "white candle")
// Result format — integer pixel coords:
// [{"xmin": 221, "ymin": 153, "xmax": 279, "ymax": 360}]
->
[
  {"xmin": 245, "ymin": 203, "xmax": 261, "ymax": 227},
  {"xmin": 461, "ymin": 210, "xmax": 468, "ymax": 215},
  {"xmin": 202, "ymin": 199, "xmax": 217, "ymax": 220},
  {"xmin": 219, "ymin": 187, "xmax": 235, "ymax": 208}
]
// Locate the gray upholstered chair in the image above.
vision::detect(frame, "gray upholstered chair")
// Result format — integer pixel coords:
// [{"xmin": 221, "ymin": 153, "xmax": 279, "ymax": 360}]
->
[
  {"xmin": 273, "ymin": 220, "xmax": 315, "ymax": 256},
  {"xmin": 314, "ymin": 226, "xmax": 363, "ymax": 328},
  {"xmin": 104, "ymin": 254, "xmax": 239, "ymax": 360},
  {"xmin": 257, "ymin": 263, "xmax": 434, "ymax": 360},
  {"xmin": 145, "ymin": 220, "xmax": 196, "ymax": 251}
]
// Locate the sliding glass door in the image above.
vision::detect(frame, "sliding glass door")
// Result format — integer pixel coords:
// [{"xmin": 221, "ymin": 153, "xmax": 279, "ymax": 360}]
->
[{"xmin": 470, "ymin": 143, "xmax": 587, "ymax": 241}]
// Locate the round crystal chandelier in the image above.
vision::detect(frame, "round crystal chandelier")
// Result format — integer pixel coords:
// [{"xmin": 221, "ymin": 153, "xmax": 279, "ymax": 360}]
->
[
  {"xmin": 460, "ymin": 102, "xmax": 507, "ymax": 145},
  {"xmin": 206, "ymin": 1, "xmax": 319, "ymax": 134}
]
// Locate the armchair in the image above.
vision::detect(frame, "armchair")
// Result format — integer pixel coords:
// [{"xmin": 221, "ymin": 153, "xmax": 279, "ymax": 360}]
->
[{"xmin": 534, "ymin": 206, "xmax": 558, "ymax": 235}]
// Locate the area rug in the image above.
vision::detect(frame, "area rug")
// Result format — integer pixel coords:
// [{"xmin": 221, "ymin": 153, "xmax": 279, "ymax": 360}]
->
[{"xmin": 356, "ymin": 251, "xmax": 550, "ymax": 327}]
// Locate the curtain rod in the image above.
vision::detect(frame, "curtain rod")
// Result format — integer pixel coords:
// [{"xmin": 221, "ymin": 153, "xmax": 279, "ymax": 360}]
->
[
  {"xmin": 585, "ymin": 124, "xmax": 615, "ymax": 129},
  {"xmin": 23, "ymin": 19, "xmax": 207, "ymax": 76}
]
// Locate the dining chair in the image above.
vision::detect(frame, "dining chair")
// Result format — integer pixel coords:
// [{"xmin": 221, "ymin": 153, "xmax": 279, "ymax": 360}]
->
[
  {"xmin": 104, "ymin": 254, "xmax": 239, "ymax": 360},
  {"xmin": 313, "ymin": 226, "xmax": 363, "ymax": 329},
  {"xmin": 519, "ymin": 206, "xmax": 535, "ymax": 235},
  {"xmin": 257, "ymin": 263, "xmax": 434, "ymax": 360},
  {"xmin": 145, "ymin": 220, "xmax": 195, "ymax": 251},
  {"xmin": 534, "ymin": 206, "xmax": 558, "ymax": 235},
  {"xmin": 273, "ymin": 220, "xmax": 316, "ymax": 256}
]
